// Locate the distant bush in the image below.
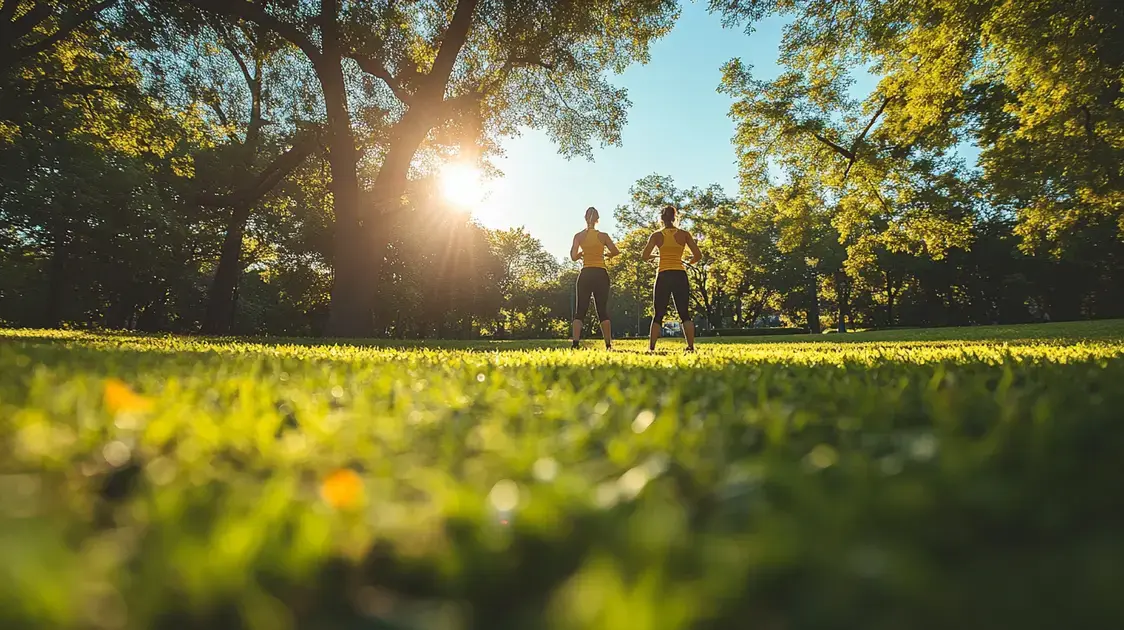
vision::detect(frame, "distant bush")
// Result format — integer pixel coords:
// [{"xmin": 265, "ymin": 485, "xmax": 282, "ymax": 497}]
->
[{"xmin": 698, "ymin": 327, "xmax": 808, "ymax": 337}]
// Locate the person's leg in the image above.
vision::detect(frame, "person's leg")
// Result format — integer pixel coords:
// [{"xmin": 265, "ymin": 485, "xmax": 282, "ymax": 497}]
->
[
  {"xmin": 648, "ymin": 320, "xmax": 661, "ymax": 352},
  {"xmin": 592, "ymin": 269, "xmax": 612, "ymax": 349},
  {"xmin": 650, "ymin": 272, "xmax": 671, "ymax": 352},
  {"xmin": 573, "ymin": 270, "xmax": 592, "ymax": 347},
  {"xmin": 671, "ymin": 271, "xmax": 696, "ymax": 351}
]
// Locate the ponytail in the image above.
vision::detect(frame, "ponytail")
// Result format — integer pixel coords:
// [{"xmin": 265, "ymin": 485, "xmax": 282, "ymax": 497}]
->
[{"xmin": 585, "ymin": 206, "xmax": 599, "ymax": 227}]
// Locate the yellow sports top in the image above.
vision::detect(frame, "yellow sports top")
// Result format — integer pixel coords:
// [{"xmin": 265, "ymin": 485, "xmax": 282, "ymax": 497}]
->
[
  {"xmin": 581, "ymin": 228, "xmax": 605, "ymax": 268},
  {"xmin": 657, "ymin": 227, "xmax": 686, "ymax": 272}
]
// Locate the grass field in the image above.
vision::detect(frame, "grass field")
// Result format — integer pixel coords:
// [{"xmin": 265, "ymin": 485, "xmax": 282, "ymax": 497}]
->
[{"xmin": 3, "ymin": 320, "xmax": 1124, "ymax": 629}]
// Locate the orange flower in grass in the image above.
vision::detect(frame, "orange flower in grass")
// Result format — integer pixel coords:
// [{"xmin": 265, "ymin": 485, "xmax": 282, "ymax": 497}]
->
[
  {"xmin": 104, "ymin": 378, "xmax": 153, "ymax": 413},
  {"xmin": 321, "ymin": 468, "xmax": 364, "ymax": 509}
]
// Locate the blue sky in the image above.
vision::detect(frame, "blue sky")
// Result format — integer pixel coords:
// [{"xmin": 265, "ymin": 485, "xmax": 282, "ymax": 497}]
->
[{"xmin": 473, "ymin": 4, "xmax": 792, "ymax": 257}]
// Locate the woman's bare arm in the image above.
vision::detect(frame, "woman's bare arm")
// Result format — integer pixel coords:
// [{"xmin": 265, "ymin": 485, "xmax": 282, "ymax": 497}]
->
[
  {"xmin": 685, "ymin": 232, "xmax": 702, "ymax": 265},
  {"xmin": 641, "ymin": 232, "xmax": 660, "ymax": 261},
  {"xmin": 602, "ymin": 232, "xmax": 621, "ymax": 258}
]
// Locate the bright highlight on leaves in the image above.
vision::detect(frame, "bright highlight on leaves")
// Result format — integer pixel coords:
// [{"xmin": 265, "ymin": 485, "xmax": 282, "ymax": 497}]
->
[{"xmin": 320, "ymin": 469, "xmax": 364, "ymax": 509}]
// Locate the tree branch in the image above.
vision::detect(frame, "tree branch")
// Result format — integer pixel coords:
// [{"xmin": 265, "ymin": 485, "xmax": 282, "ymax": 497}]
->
[
  {"xmin": 9, "ymin": 0, "xmax": 116, "ymax": 64},
  {"xmin": 434, "ymin": 55, "xmax": 553, "ymax": 120},
  {"xmin": 350, "ymin": 54, "xmax": 414, "ymax": 105},
  {"xmin": 6, "ymin": 1, "xmax": 54, "ymax": 43},
  {"xmin": 182, "ymin": 0, "xmax": 322, "ymax": 64},
  {"xmin": 842, "ymin": 97, "xmax": 891, "ymax": 181},
  {"xmin": 850, "ymin": 97, "xmax": 890, "ymax": 155},
  {"xmin": 0, "ymin": 0, "xmax": 23, "ymax": 26},
  {"xmin": 863, "ymin": 176, "xmax": 892, "ymax": 214},
  {"xmin": 219, "ymin": 29, "xmax": 255, "ymax": 90},
  {"xmin": 418, "ymin": 0, "xmax": 479, "ymax": 102},
  {"xmin": 811, "ymin": 132, "xmax": 856, "ymax": 161},
  {"xmin": 1080, "ymin": 105, "xmax": 1096, "ymax": 141},
  {"xmin": 50, "ymin": 81, "xmax": 131, "ymax": 96},
  {"xmin": 197, "ymin": 129, "xmax": 323, "ymax": 207},
  {"xmin": 204, "ymin": 96, "xmax": 240, "ymax": 143}
]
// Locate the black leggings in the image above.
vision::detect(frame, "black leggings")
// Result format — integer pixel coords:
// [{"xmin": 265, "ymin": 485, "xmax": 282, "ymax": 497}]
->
[
  {"xmin": 652, "ymin": 270, "xmax": 691, "ymax": 325},
  {"xmin": 575, "ymin": 267, "xmax": 610, "ymax": 323}
]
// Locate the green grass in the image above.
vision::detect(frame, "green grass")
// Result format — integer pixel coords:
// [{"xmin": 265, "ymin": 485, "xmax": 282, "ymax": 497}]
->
[{"xmin": 3, "ymin": 320, "xmax": 1124, "ymax": 629}]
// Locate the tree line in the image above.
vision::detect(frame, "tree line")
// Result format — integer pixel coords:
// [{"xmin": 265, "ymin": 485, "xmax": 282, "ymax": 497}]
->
[{"xmin": 2, "ymin": 0, "xmax": 1122, "ymax": 338}]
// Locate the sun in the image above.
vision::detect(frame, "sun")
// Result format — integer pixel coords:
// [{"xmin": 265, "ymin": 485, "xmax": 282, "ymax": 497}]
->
[{"xmin": 439, "ymin": 162, "xmax": 485, "ymax": 207}]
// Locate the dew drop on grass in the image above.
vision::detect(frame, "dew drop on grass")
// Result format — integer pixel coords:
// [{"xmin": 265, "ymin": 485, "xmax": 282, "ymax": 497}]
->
[
  {"xmin": 805, "ymin": 444, "xmax": 838, "ymax": 470},
  {"xmin": 632, "ymin": 410, "xmax": 656, "ymax": 433},
  {"xmin": 489, "ymin": 479, "xmax": 520, "ymax": 512},
  {"xmin": 910, "ymin": 434, "xmax": 938, "ymax": 461},
  {"xmin": 594, "ymin": 483, "xmax": 620, "ymax": 509},
  {"xmin": 532, "ymin": 458, "xmax": 558, "ymax": 482},
  {"xmin": 102, "ymin": 441, "xmax": 131, "ymax": 468},
  {"xmin": 476, "ymin": 373, "xmax": 485, "ymax": 382},
  {"xmin": 618, "ymin": 466, "xmax": 650, "ymax": 500}
]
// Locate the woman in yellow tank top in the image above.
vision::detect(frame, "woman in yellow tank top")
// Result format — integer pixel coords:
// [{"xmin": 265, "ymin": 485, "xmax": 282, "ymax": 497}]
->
[
  {"xmin": 569, "ymin": 207, "xmax": 620, "ymax": 349},
  {"xmin": 641, "ymin": 205, "xmax": 702, "ymax": 352}
]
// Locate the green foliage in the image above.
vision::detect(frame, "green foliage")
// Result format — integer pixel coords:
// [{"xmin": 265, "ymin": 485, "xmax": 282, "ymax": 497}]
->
[
  {"xmin": 4, "ymin": 320, "xmax": 1124, "ymax": 628},
  {"xmin": 711, "ymin": 0, "xmax": 1124, "ymax": 251}
]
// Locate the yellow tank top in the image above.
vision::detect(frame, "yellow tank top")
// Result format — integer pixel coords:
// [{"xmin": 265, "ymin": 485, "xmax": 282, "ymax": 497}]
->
[
  {"xmin": 580, "ymin": 229, "xmax": 605, "ymax": 268},
  {"xmin": 657, "ymin": 227, "xmax": 686, "ymax": 272}
]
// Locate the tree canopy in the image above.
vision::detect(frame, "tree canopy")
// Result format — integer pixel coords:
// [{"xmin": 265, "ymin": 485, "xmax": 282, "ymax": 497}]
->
[{"xmin": 2, "ymin": 0, "xmax": 1123, "ymax": 336}]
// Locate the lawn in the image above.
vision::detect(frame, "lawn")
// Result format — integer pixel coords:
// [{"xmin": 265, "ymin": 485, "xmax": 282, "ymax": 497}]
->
[{"xmin": 3, "ymin": 320, "xmax": 1124, "ymax": 629}]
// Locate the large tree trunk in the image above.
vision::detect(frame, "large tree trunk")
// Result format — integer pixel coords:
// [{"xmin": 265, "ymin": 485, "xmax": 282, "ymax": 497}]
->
[
  {"xmin": 884, "ymin": 273, "xmax": 897, "ymax": 327},
  {"xmin": 202, "ymin": 205, "xmax": 252, "ymax": 334},
  {"xmin": 324, "ymin": 0, "xmax": 477, "ymax": 337},
  {"xmin": 321, "ymin": 58, "xmax": 372, "ymax": 338},
  {"xmin": 806, "ymin": 265, "xmax": 821, "ymax": 334},
  {"xmin": 43, "ymin": 223, "xmax": 70, "ymax": 328},
  {"xmin": 835, "ymin": 270, "xmax": 850, "ymax": 333}
]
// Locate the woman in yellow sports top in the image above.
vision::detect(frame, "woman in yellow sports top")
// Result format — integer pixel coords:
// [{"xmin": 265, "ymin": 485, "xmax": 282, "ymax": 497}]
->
[
  {"xmin": 641, "ymin": 205, "xmax": 702, "ymax": 352},
  {"xmin": 569, "ymin": 207, "xmax": 620, "ymax": 349}
]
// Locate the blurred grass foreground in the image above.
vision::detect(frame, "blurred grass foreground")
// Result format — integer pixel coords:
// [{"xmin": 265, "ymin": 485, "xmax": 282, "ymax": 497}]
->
[{"xmin": 4, "ymin": 320, "xmax": 1124, "ymax": 629}]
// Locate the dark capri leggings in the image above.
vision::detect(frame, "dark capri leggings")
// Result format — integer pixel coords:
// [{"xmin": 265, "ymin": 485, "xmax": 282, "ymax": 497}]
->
[
  {"xmin": 574, "ymin": 267, "xmax": 610, "ymax": 323},
  {"xmin": 652, "ymin": 269, "xmax": 691, "ymax": 325}
]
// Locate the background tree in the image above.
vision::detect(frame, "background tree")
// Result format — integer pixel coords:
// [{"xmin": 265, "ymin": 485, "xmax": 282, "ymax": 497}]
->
[
  {"xmin": 711, "ymin": 0, "xmax": 1124, "ymax": 320},
  {"xmin": 171, "ymin": 0, "xmax": 681, "ymax": 337},
  {"xmin": 135, "ymin": 16, "xmax": 325, "ymax": 334}
]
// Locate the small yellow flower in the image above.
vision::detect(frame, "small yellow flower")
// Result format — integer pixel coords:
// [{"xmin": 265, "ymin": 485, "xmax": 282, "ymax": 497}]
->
[
  {"xmin": 104, "ymin": 378, "xmax": 153, "ymax": 413},
  {"xmin": 320, "ymin": 469, "xmax": 363, "ymax": 509}
]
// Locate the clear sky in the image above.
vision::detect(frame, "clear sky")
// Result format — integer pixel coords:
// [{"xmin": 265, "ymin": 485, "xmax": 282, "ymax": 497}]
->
[{"xmin": 471, "ymin": 4, "xmax": 792, "ymax": 258}]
